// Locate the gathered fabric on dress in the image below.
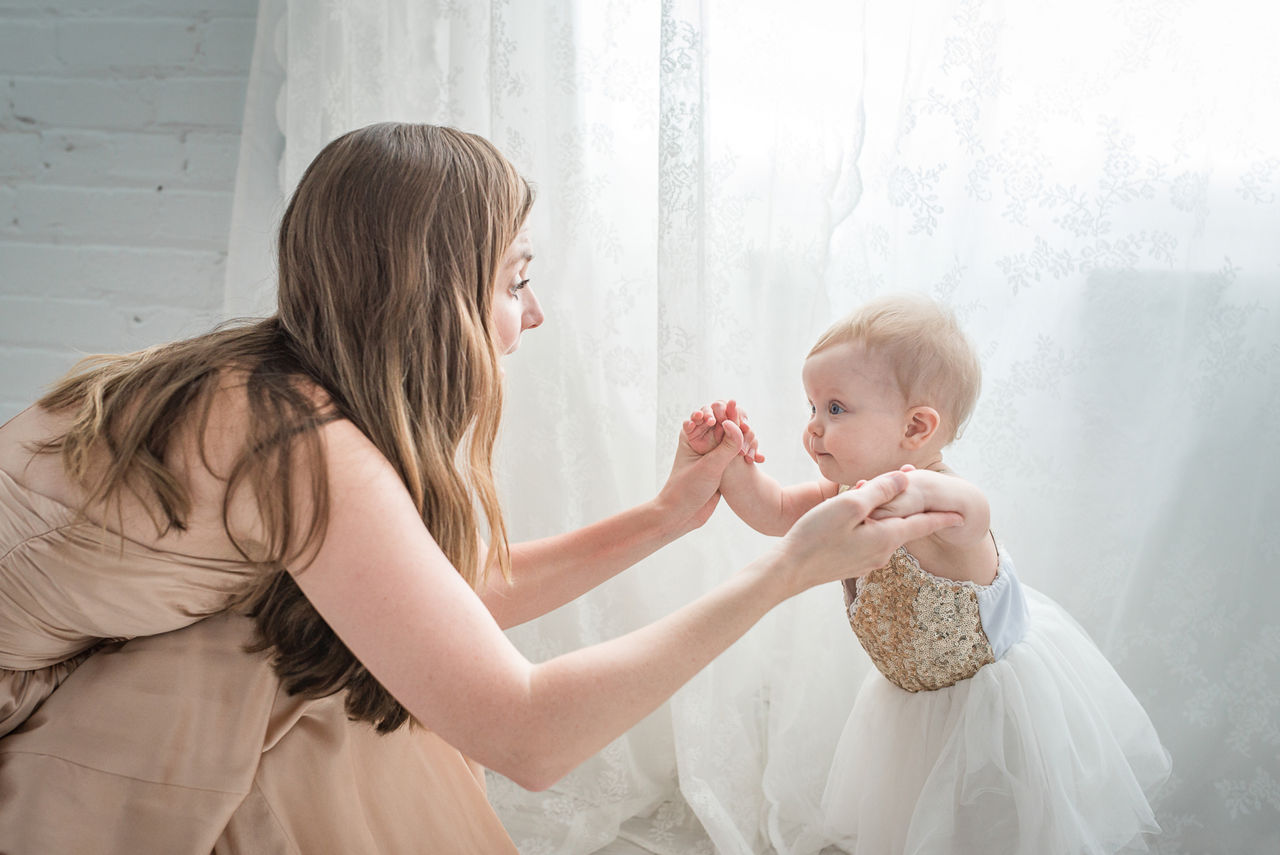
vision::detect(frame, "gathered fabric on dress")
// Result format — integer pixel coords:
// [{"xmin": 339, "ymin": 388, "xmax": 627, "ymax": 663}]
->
[
  {"xmin": 0, "ymin": 467, "xmax": 517, "ymax": 854},
  {"xmin": 822, "ymin": 546, "xmax": 1171, "ymax": 855}
]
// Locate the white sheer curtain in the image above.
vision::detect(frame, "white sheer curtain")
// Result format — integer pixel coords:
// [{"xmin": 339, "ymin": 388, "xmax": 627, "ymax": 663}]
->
[{"xmin": 226, "ymin": 1, "xmax": 1280, "ymax": 853}]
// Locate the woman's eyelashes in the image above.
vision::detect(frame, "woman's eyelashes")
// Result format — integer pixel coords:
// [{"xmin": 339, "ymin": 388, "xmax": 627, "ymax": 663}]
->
[{"xmin": 509, "ymin": 277, "xmax": 530, "ymax": 297}]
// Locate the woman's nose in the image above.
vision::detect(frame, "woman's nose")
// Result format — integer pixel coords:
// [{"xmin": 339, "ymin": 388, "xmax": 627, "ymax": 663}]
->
[{"xmin": 523, "ymin": 290, "xmax": 544, "ymax": 330}]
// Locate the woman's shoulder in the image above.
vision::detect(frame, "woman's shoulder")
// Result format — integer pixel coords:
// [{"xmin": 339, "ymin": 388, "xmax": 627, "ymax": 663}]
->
[
  {"xmin": 185, "ymin": 369, "xmax": 358, "ymax": 476},
  {"xmin": 192, "ymin": 373, "xmax": 398, "ymax": 556}
]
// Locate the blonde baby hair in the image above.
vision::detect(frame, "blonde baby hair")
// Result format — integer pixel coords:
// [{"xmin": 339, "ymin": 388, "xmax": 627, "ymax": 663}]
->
[{"xmin": 808, "ymin": 293, "xmax": 981, "ymax": 443}]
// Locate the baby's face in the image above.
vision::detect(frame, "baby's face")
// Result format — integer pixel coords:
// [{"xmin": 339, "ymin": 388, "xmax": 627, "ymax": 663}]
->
[{"xmin": 801, "ymin": 343, "xmax": 912, "ymax": 485}]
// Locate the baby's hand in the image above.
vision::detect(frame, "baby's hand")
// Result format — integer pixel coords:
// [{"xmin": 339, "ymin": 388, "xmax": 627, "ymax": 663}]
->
[
  {"xmin": 681, "ymin": 405, "xmax": 723, "ymax": 456},
  {"xmin": 681, "ymin": 400, "xmax": 764, "ymax": 463}
]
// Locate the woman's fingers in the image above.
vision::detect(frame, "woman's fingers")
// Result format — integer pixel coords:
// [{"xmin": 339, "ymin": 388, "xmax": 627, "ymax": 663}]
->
[
  {"xmin": 837, "ymin": 469, "xmax": 909, "ymax": 518},
  {"xmin": 720, "ymin": 418, "xmax": 745, "ymax": 452},
  {"xmin": 872, "ymin": 511, "xmax": 965, "ymax": 545}
]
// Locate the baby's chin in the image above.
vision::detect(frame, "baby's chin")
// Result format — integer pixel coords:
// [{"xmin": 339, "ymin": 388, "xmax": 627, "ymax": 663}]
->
[
  {"xmin": 813, "ymin": 456, "xmax": 852, "ymax": 484},
  {"xmin": 816, "ymin": 458, "xmax": 889, "ymax": 488}
]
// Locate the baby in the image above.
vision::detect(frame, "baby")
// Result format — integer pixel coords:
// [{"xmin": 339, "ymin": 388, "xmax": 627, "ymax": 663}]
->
[{"xmin": 685, "ymin": 294, "xmax": 1170, "ymax": 854}]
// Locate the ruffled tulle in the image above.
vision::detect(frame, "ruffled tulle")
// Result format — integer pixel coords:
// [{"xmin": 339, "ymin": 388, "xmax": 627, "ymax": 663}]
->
[{"xmin": 820, "ymin": 587, "xmax": 1171, "ymax": 855}]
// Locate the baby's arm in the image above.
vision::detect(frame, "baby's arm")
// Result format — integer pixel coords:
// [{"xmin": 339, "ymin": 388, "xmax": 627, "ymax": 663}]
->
[
  {"xmin": 870, "ymin": 468, "xmax": 988, "ymax": 543},
  {"xmin": 681, "ymin": 401, "xmax": 836, "ymax": 537},
  {"xmin": 719, "ymin": 455, "xmax": 836, "ymax": 536}
]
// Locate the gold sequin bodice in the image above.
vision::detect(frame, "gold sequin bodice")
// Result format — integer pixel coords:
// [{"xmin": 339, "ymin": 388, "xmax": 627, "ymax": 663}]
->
[{"xmin": 843, "ymin": 548, "xmax": 995, "ymax": 693}]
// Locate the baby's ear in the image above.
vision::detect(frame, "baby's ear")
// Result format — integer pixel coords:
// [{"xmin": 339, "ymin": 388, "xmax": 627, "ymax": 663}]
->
[{"xmin": 903, "ymin": 406, "xmax": 940, "ymax": 449}]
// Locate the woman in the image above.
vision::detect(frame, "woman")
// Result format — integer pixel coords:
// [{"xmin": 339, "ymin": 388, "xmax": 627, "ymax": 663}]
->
[{"xmin": 0, "ymin": 123, "xmax": 960, "ymax": 852}]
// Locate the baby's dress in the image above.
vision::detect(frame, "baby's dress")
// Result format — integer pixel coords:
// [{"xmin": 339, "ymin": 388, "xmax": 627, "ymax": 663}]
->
[{"xmin": 821, "ymin": 546, "xmax": 1171, "ymax": 855}]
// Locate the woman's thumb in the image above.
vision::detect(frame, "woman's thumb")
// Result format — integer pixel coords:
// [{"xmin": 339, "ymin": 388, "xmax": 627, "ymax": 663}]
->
[{"xmin": 716, "ymin": 419, "xmax": 746, "ymax": 458}]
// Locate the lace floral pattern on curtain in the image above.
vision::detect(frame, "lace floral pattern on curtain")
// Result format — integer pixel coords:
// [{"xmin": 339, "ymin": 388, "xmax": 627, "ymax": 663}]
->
[{"xmin": 225, "ymin": 1, "xmax": 1280, "ymax": 852}]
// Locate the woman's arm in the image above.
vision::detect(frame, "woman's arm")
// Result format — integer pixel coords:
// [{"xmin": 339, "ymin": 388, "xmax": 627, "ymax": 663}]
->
[
  {"xmin": 482, "ymin": 421, "xmax": 747, "ymax": 627},
  {"xmin": 291, "ymin": 420, "xmax": 961, "ymax": 792},
  {"xmin": 484, "ymin": 504, "xmax": 686, "ymax": 628}
]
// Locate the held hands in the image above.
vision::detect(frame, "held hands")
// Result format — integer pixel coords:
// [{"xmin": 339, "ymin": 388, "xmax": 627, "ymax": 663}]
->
[
  {"xmin": 863, "ymin": 464, "xmax": 925, "ymax": 520},
  {"xmin": 775, "ymin": 469, "xmax": 964, "ymax": 595},
  {"xmin": 657, "ymin": 403, "xmax": 755, "ymax": 537},
  {"xmin": 681, "ymin": 400, "xmax": 764, "ymax": 463}
]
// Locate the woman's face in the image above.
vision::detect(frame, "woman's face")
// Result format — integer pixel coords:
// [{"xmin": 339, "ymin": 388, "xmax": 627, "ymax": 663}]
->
[{"xmin": 490, "ymin": 225, "xmax": 543, "ymax": 354}]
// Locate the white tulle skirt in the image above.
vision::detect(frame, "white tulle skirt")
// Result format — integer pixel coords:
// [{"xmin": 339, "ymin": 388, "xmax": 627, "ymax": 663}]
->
[{"xmin": 820, "ymin": 587, "xmax": 1171, "ymax": 855}]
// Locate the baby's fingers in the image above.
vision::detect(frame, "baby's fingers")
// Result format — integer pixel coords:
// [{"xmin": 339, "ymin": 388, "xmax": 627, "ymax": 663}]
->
[
  {"xmin": 739, "ymin": 420, "xmax": 765, "ymax": 463},
  {"xmin": 682, "ymin": 412, "xmax": 710, "ymax": 434}
]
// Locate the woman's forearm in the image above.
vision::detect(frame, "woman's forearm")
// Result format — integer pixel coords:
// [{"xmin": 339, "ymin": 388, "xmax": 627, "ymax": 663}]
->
[
  {"xmin": 481, "ymin": 426, "xmax": 750, "ymax": 627},
  {"xmin": 482, "ymin": 499, "xmax": 682, "ymax": 628},
  {"xmin": 500, "ymin": 551, "xmax": 793, "ymax": 789}
]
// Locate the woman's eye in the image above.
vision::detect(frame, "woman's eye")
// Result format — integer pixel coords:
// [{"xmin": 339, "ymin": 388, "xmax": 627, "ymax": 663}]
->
[{"xmin": 510, "ymin": 277, "xmax": 530, "ymax": 295}]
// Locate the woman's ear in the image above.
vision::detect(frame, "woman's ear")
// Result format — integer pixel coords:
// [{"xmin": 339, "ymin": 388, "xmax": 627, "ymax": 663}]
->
[{"xmin": 902, "ymin": 406, "xmax": 941, "ymax": 449}]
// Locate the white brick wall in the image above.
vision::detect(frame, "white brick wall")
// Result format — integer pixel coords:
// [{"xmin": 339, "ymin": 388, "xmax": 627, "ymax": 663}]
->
[{"xmin": 0, "ymin": 0, "xmax": 258, "ymax": 421}]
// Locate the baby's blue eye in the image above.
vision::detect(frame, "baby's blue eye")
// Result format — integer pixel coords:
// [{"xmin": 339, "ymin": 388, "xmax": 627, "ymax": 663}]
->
[
  {"xmin": 808, "ymin": 403, "xmax": 816, "ymax": 416},
  {"xmin": 828, "ymin": 402, "xmax": 846, "ymax": 415}
]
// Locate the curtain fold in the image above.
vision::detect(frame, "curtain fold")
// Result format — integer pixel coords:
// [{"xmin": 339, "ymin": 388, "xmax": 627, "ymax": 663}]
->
[{"xmin": 224, "ymin": 1, "xmax": 1280, "ymax": 852}]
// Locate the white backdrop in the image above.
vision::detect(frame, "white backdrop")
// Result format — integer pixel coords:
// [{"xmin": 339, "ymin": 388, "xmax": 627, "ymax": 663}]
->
[{"xmin": 226, "ymin": 1, "xmax": 1280, "ymax": 852}]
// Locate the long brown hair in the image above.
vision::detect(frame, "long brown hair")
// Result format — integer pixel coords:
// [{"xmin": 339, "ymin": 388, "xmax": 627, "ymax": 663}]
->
[{"xmin": 37, "ymin": 123, "xmax": 534, "ymax": 731}]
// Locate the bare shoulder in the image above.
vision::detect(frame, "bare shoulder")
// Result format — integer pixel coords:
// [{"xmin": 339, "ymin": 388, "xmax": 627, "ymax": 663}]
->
[
  {"xmin": 198, "ymin": 374, "xmax": 403, "ymax": 560},
  {"xmin": 183, "ymin": 369, "xmax": 335, "ymax": 476},
  {"xmin": 313, "ymin": 413, "xmax": 401, "ymax": 484}
]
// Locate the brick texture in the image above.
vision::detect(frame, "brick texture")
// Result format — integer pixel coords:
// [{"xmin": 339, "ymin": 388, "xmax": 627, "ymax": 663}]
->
[{"xmin": 0, "ymin": 1, "xmax": 256, "ymax": 420}]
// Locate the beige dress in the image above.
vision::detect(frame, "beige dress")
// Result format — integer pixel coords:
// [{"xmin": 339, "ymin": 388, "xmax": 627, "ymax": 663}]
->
[{"xmin": 0, "ymin": 467, "xmax": 517, "ymax": 854}]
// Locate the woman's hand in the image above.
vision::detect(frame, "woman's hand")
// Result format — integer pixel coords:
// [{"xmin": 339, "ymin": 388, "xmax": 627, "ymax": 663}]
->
[
  {"xmin": 682, "ymin": 400, "xmax": 764, "ymax": 462},
  {"xmin": 655, "ymin": 415, "xmax": 746, "ymax": 536},
  {"xmin": 770, "ymin": 469, "xmax": 964, "ymax": 597}
]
